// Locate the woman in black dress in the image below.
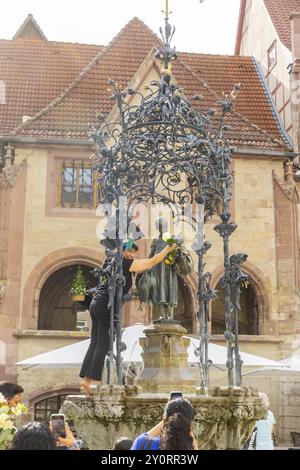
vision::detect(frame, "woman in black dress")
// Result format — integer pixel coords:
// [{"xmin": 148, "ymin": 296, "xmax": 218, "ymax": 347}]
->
[{"xmin": 80, "ymin": 240, "xmax": 177, "ymax": 393}]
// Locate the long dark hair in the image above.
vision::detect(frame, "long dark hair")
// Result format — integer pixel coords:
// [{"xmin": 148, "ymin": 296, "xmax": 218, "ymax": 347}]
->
[
  {"xmin": 9, "ymin": 422, "xmax": 57, "ymax": 450},
  {"xmin": 160, "ymin": 398, "xmax": 194, "ymax": 450}
]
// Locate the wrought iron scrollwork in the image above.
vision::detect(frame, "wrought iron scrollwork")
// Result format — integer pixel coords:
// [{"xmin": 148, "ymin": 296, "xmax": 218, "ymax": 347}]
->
[{"xmin": 91, "ymin": 4, "xmax": 246, "ymax": 389}]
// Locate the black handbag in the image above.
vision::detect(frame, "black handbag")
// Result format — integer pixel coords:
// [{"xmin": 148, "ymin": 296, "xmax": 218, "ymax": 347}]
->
[{"xmin": 243, "ymin": 427, "xmax": 257, "ymax": 450}]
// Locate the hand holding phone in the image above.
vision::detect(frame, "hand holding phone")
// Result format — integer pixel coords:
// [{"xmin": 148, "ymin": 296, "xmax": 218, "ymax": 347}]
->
[{"xmin": 50, "ymin": 414, "xmax": 67, "ymax": 440}]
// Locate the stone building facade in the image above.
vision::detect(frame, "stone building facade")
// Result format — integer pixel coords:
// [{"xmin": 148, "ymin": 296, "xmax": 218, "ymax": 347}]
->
[
  {"xmin": 235, "ymin": 0, "xmax": 296, "ymax": 136},
  {"xmin": 0, "ymin": 13, "xmax": 299, "ymax": 441},
  {"xmin": 235, "ymin": 0, "xmax": 300, "ymax": 442}
]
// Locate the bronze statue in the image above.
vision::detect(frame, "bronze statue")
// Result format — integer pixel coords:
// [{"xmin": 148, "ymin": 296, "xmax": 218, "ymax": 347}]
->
[{"xmin": 136, "ymin": 217, "xmax": 194, "ymax": 321}]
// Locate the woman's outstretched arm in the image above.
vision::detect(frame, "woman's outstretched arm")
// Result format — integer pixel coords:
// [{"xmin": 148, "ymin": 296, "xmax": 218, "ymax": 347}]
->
[{"xmin": 130, "ymin": 243, "xmax": 177, "ymax": 273}]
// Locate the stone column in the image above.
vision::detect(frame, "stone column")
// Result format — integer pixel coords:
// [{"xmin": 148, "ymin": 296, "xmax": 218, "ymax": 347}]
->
[
  {"xmin": 135, "ymin": 322, "xmax": 196, "ymax": 393},
  {"xmin": 273, "ymin": 171, "xmax": 300, "ymax": 357},
  {"xmin": 0, "ymin": 157, "xmax": 27, "ymax": 380}
]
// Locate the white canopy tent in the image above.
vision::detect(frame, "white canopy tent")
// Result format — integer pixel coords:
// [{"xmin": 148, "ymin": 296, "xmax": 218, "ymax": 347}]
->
[
  {"xmin": 242, "ymin": 366, "xmax": 300, "ymax": 377},
  {"xmin": 281, "ymin": 354, "xmax": 300, "ymax": 367},
  {"xmin": 17, "ymin": 323, "xmax": 286, "ymax": 371},
  {"xmin": 242, "ymin": 354, "xmax": 300, "ymax": 377}
]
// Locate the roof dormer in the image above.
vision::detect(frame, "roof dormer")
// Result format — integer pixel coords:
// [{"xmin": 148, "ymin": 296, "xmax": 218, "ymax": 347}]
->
[{"xmin": 13, "ymin": 14, "xmax": 47, "ymax": 41}]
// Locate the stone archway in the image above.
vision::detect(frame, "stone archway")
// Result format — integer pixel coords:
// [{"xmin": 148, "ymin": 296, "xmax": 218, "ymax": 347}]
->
[
  {"xmin": 210, "ymin": 261, "xmax": 272, "ymax": 335},
  {"xmin": 21, "ymin": 248, "xmax": 103, "ymax": 330},
  {"xmin": 211, "ymin": 281, "xmax": 259, "ymax": 334},
  {"xmin": 38, "ymin": 264, "xmax": 97, "ymax": 331}
]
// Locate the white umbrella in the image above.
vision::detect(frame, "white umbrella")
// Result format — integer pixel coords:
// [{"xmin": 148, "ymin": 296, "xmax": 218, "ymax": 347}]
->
[
  {"xmin": 188, "ymin": 337, "xmax": 283, "ymax": 370},
  {"xmin": 242, "ymin": 354, "xmax": 300, "ymax": 376},
  {"xmin": 281, "ymin": 354, "xmax": 300, "ymax": 367},
  {"xmin": 242, "ymin": 366, "xmax": 300, "ymax": 377},
  {"xmin": 17, "ymin": 323, "xmax": 147, "ymax": 370},
  {"xmin": 17, "ymin": 324, "xmax": 285, "ymax": 370}
]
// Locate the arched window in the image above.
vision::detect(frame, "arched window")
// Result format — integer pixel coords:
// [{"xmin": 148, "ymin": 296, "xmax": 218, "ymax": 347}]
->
[
  {"xmin": 38, "ymin": 264, "xmax": 97, "ymax": 330},
  {"xmin": 211, "ymin": 280, "xmax": 259, "ymax": 335},
  {"xmin": 34, "ymin": 395, "xmax": 68, "ymax": 423}
]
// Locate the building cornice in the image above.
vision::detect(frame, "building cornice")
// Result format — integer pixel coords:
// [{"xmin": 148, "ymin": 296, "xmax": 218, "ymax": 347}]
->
[
  {"xmin": 0, "ymin": 138, "xmax": 296, "ymax": 159},
  {"xmin": 232, "ymin": 147, "xmax": 298, "ymax": 159},
  {"xmin": 0, "ymin": 136, "xmax": 94, "ymax": 146}
]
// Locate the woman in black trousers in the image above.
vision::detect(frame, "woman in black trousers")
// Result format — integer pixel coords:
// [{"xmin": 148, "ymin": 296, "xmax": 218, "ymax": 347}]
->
[{"xmin": 80, "ymin": 240, "xmax": 177, "ymax": 393}]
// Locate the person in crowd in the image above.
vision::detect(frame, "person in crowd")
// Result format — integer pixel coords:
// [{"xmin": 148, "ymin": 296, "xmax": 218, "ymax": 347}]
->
[
  {"xmin": 80, "ymin": 239, "xmax": 177, "ymax": 393},
  {"xmin": 0, "ymin": 382, "xmax": 24, "ymax": 408},
  {"xmin": 49, "ymin": 420, "xmax": 77, "ymax": 449},
  {"xmin": 9, "ymin": 422, "xmax": 57, "ymax": 450},
  {"xmin": 9, "ymin": 420, "xmax": 79, "ymax": 450},
  {"xmin": 255, "ymin": 392, "xmax": 276, "ymax": 450},
  {"xmin": 113, "ymin": 437, "xmax": 134, "ymax": 450},
  {"xmin": 131, "ymin": 398, "xmax": 198, "ymax": 450}
]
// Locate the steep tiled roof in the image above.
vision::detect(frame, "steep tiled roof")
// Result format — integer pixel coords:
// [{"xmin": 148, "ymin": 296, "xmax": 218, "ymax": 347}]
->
[
  {"xmin": 175, "ymin": 53, "xmax": 290, "ymax": 150},
  {"xmin": 0, "ymin": 38, "xmax": 102, "ymax": 134},
  {"xmin": 264, "ymin": 0, "xmax": 300, "ymax": 51},
  {"xmin": 0, "ymin": 17, "xmax": 292, "ymax": 151},
  {"xmin": 0, "ymin": 18, "xmax": 158, "ymax": 139}
]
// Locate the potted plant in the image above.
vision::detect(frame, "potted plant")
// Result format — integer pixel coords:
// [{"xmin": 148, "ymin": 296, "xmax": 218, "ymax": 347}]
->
[{"xmin": 70, "ymin": 266, "xmax": 87, "ymax": 302}]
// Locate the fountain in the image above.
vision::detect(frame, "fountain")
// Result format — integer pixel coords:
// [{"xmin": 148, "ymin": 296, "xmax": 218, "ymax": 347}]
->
[{"xmin": 62, "ymin": 1, "xmax": 266, "ymax": 449}]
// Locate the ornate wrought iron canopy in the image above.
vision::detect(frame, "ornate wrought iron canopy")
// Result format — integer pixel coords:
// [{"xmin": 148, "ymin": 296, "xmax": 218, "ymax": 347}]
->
[
  {"xmin": 92, "ymin": 75, "xmax": 240, "ymax": 215},
  {"xmin": 91, "ymin": 2, "xmax": 247, "ymax": 390},
  {"xmin": 91, "ymin": 0, "xmax": 240, "ymax": 219}
]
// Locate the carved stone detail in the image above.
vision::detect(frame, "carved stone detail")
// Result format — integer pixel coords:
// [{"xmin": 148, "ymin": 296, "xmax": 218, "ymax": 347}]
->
[
  {"xmin": 62, "ymin": 387, "xmax": 266, "ymax": 450},
  {"xmin": 0, "ymin": 160, "xmax": 26, "ymax": 188},
  {"xmin": 273, "ymin": 172, "xmax": 299, "ymax": 202},
  {"xmin": 136, "ymin": 322, "xmax": 196, "ymax": 393}
]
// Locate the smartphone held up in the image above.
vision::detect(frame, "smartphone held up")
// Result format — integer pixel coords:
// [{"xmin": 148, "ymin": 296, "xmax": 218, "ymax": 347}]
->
[
  {"xmin": 50, "ymin": 414, "xmax": 67, "ymax": 440},
  {"xmin": 170, "ymin": 391, "xmax": 183, "ymax": 401}
]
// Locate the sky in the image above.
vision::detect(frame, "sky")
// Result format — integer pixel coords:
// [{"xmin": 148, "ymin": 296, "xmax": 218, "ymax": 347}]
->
[{"xmin": 0, "ymin": 0, "xmax": 241, "ymax": 55}]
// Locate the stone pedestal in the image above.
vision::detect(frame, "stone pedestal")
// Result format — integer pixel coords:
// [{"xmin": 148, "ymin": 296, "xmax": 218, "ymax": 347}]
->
[
  {"xmin": 61, "ymin": 323, "xmax": 266, "ymax": 450},
  {"xmin": 136, "ymin": 322, "xmax": 196, "ymax": 393}
]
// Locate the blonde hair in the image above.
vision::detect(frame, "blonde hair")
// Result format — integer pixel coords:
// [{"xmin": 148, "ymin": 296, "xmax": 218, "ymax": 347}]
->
[{"xmin": 259, "ymin": 392, "xmax": 270, "ymax": 409}]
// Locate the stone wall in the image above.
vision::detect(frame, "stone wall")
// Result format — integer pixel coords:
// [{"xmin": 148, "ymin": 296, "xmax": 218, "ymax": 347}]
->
[
  {"xmin": 279, "ymin": 376, "xmax": 300, "ymax": 445},
  {"xmin": 242, "ymin": 374, "xmax": 281, "ymax": 441},
  {"xmin": 15, "ymin": 330, "xmax": 86, "ymax": 417},
  {"xmin": 0, "ymin": 161, "xmax": 27, "ymax": 381}
]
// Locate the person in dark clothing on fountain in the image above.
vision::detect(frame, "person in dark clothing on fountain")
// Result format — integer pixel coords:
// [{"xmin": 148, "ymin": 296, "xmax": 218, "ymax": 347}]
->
[{"xmin": 79, "ymin": 239, "xmax": 177, "ymax": 393}]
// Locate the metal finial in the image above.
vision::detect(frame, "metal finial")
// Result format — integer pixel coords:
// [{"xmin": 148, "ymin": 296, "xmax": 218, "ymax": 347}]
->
[
  {"xmin": 161, "ymin": 0, "xmax": 172, "ymax": 47},
  {"xmin": 163, "ymin": 0, "xmax": 169, "ymax": 18},
  {"xmin": 156, "ymin": 0, "xmax": 177, "ymax": 71}
]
